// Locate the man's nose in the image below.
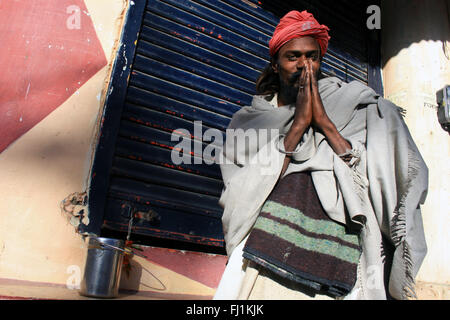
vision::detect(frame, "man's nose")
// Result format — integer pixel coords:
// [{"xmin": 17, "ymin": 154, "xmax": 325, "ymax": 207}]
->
[{"xmin": 296, "ymin": 56, "xmax": 307, "ymax": 69}]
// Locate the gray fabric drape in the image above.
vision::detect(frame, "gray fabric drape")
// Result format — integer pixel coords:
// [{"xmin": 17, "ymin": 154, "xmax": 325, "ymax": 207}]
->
[{"xmin": 218, "ymin": 77, "xmax": 428, "ymax": 299}]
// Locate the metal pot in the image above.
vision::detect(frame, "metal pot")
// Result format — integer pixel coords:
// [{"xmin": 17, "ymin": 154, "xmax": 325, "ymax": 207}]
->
[{"xmin": 79, "ymin": 237, "xmax": 125, "ymax": 298}]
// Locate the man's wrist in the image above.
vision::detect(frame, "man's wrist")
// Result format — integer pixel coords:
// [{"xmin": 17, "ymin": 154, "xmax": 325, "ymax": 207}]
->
[
  {"xmin": 319, "ymin": 118, "xmax": 337, "ymax": 136},
  {"xmin": 284, "ymin": 121, "xmax": 308, "ymax": 152},
  {"xmin": 315, "ymin": 117, "xmax": 352, "ymax": 154},
  {"xmin": 291, "ymin": 118, "xmax": 310, "ymax": 133}
]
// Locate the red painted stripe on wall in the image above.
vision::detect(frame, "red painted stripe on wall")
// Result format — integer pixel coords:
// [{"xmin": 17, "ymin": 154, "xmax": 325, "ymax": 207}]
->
[{"xmin": 0, "ymin": 0, "xmax": 107, "ymax": 153}]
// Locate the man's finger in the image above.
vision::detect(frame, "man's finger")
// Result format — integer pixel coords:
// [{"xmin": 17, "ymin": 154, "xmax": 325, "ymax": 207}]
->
[
  {"xmin": 298, "ymin": 66, "xmax": 307, "ymax": 89},
  {"xmin": 305, "ymin": 64, "xmax": 311, "ymax": 96},
  {"xmin": 309, "ymin": 61, "xmax": 319, "ymax": 96}
]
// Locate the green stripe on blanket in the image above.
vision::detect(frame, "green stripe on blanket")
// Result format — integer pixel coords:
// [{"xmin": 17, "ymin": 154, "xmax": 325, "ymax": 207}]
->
[
  {"xmin": 253, "ymin": 216, "xmax": 361, "ymax": 264},
  {"xmin": 261, "ymin": 200, "xmax": 360, "ymax": 246}
]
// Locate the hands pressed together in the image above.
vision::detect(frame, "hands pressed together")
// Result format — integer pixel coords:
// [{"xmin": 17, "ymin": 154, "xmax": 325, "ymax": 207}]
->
[
  {"xmin": 292, "ymin": 60, "xmax": 330, "ymax": 132},
  {"xmin": 280, "ymin": 59, "xmax": 352, "ymax": 176}
]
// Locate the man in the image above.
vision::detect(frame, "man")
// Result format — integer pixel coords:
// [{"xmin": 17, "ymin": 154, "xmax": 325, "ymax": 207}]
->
[{"xmin": 214, "ymin": 11, "xmax": 428, "ymax": 300}]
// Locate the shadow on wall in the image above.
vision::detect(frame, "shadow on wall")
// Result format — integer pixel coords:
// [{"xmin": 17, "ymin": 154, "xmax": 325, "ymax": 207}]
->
[
  {"xmin": 119, "ymin": 258, "xmax": 167, "ymax": 295},
  {"xmin": 380, "ymin": 0, "xmax": 450, "ymax": 68},
  {"xmin": 380, "ymin": 0, "xmax": 450, "ymax": 132}
]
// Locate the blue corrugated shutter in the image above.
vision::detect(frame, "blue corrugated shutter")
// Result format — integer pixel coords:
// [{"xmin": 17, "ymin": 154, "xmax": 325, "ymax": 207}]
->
[{"xmin": 88, "ymin": 0, "xmax": 379, "ymax": 251}]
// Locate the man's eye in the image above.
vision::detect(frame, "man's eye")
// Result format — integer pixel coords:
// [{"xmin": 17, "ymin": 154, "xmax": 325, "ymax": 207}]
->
[{"xmin": 287, "ymin": 55, "xmax": 297, "ymax": 61}]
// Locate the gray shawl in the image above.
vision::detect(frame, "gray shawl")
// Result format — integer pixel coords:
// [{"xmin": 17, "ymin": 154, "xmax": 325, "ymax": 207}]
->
[{"xmin": 218, "ymin": 77, "xmax": 428, "ymax": 300}]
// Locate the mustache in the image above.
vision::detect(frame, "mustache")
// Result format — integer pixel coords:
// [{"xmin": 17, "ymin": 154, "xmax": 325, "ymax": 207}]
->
[
  {"xmin": 289, "ymin": 68, "xmax": 320, "ymax": 84},
  {"xmin": 289, "ymin": 70, "xmax": 304, "ymax": 83}
]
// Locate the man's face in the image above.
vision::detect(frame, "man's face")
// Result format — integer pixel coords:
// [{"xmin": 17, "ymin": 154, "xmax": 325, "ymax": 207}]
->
[{"xmin": 272, "ymin": 37, "xmax": 321, "ymax": 103}]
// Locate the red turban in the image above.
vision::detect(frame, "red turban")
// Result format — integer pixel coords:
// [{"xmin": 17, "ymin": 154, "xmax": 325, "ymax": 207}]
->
[{"xmin": 269, "ymin": 10, "xmax": 330, "ymax": 58}]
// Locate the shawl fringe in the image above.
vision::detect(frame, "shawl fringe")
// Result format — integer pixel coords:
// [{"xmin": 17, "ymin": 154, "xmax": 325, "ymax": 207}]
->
[{"xmin": 390, "ymin": 140, "xmax": 421, "ymax": 299}]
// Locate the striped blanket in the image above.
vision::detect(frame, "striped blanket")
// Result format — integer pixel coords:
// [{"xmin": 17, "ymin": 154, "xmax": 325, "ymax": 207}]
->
[{"xmin": 242, "ymin": 171, "xmax": 361, "ymax": 297}]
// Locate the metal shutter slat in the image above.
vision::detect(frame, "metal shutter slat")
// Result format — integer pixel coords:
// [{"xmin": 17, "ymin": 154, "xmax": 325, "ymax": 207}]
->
[
  {"xmin": 129, "ymin": 71, "xmax": 243, "ymax": 117},
  {"xmin": 139, "ymin": 25, "xmax": 260, "ymax": 82},
  {"xmin": 111, "ymin": 157, "xmax": 223, "ymax": 197},
  {"xmin": 114, "ymin": 136, "xmax": 222, "ymax": 179},
  {"xmin": 142, "ymin": 12, "xmax": 267, "ymax": 71},
  {"xmin": 164, "ymin": 0, "xmax": 272, "ymax": 46},
  {"xmin": 136, "ymin": 41, "xmax": 256, "ymax": 94},
  {"xmin": 132, "ymin": 54, "xmax": 252, "ymax": 105},
  {"xmin": 146, "ymin": 2, "xmax": 270, "ymax": 61}
]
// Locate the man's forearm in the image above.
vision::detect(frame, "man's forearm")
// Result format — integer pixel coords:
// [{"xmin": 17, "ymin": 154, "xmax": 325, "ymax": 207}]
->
[
  {"xmin": 318, "ymin": 116, "xmax": 352, "ymax": 155},
  {"xmin": 279, "ymin": 117, "xmax": 351, "ymax": 179},
  {"xmin": 280, "ymin": 121, "xmax": 309, "ymax": 177},
  {"xmin": 309, "ymin": 64, "xmax": 352, "ymax": 156}
]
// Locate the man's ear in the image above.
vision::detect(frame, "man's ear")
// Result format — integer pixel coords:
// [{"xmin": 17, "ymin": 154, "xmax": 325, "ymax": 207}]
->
[{"xmin": 271, "ymin": 60, "xmax": 279, "ymax": 74}]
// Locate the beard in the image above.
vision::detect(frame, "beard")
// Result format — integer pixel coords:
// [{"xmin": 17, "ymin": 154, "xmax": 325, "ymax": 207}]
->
[
  {"xmin": 279, "ymin": 80, "xmax": 298, "ymax": 105},
  {"xmin": 278, "ymin": 72, "xmax": 302, "ymax": 105}
]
